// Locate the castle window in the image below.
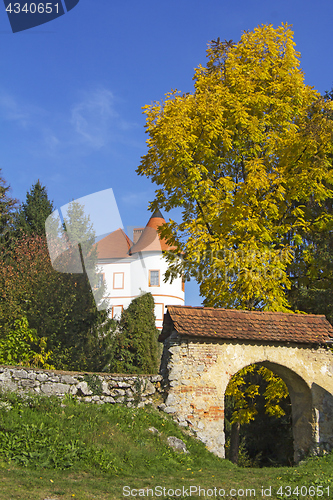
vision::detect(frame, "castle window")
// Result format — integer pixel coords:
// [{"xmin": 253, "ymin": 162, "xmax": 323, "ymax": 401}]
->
[
  {"xmin": 149, "ymin": 270, "xmax": 160, "ymax": 287},
  {"xmin": 113, "ymin": 272, "xmax": 124, "ymax": 289},
  {"xmin": 112, "ymin": 305, "xmax": 123, "ymax": 318},
  {"xmin": 95, "ymin": 273, "xmax": 105, "ymax": 289},
  {"xmin": 154, "ymin": 303, "xmax": 164, "ymax": 321}
]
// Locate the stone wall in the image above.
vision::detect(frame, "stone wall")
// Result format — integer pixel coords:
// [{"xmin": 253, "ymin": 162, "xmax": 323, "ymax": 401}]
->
[
  {"xmin": 0, "ymin": 365, "xmax": 163, "ymax": 408},
  {"xmin": 3, "ymin": 330, "xmax": 333, "ymax": 464}
]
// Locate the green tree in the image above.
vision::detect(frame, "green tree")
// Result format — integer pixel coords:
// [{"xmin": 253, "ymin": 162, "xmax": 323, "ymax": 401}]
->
[
  {"xmin": 0, "ymin": 170, "xmax": 17, "ymax": 242},
  {"xmin": 109, "ymin": 293, "xmax": 159, "ymax": 374},
  {"xmin": 0, "ymin": 316, "xmax": 53, "ymax": 369},
  {"xmin": 61, "ymin": 199, "xmax": 99, "ymax": 284},
  {"xmin": 285, "ymin": 89, "xmax": 333, "ymax": 323},
  {"xmin": 287, "ymin": 199, "xmax": 333, "ymax": 324},
  {"xmin": 13, "ymin": 180, "xmax": 53, "ymax": 237},
  {"xmin": 138, "ymin": 23, "xmax": 333, "ymax": 311},
  {"xmin": 0, "ymin": 224, "xmax": 114, "ymax": 372}
]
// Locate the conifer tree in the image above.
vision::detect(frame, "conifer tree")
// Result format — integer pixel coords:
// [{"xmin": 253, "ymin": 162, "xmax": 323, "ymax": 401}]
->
[
  {"xmin": 109, "ymin": 292, "xmax": 159, "ymax": 374},
  {"xmin": 0, "ymin": 169, "xmax": 16, "ymax": 241},
  {"xmin": 14, "ymin": 180, "xmax": 53, "ymax": 237}
]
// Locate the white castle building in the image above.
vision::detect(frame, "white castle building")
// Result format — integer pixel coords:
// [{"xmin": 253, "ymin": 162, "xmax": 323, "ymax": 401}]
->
[{"xmin": 94, "ymin": 210, "xmax": 185, "ymax": 329}]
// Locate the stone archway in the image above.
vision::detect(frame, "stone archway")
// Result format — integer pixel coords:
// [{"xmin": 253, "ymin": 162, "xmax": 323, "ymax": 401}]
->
[
  {"xmin": 159, "ymin": 306, "xmax": 333, "ymax": 462},
  {"xmin": 225, "ymin": 361, "xmax": 313, "ymax": 463},
  {"xmin": 259, "ymin": 361, "xmax": 313, "ymax": 462}
]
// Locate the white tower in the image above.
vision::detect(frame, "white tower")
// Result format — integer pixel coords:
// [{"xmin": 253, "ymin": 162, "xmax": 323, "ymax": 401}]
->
[{"xmin": 95, "ymin": 210, "xmax": 185, "ymax": 329}]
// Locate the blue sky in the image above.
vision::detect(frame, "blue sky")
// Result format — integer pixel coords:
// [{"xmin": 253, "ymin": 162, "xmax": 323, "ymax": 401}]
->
[{"xmin": 1, "ymin": 0, "xmax": 333, "ymax": 306}]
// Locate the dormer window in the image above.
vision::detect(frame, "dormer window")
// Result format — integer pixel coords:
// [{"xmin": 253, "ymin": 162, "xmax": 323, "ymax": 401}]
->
[{"xmin": 149, "ymin": 270, "xmax": 160, "ymax": 287}]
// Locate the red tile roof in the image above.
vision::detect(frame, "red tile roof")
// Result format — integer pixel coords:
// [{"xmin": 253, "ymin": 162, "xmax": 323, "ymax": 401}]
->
[
  {"xmin": 160, "ymin": 306, "xmax": 333, "ymax": 345},
  {"xmin": 94, "ymin": 228, "xmax": 132, "ymax": 259}
]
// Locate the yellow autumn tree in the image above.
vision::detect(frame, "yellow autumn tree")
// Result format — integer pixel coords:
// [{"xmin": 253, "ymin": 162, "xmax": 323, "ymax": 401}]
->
[
  {"xmin": 138, "ymin": 23, "xmax": 333, "ymax": 311},
  {"xmin": 138, "ymin": 24, "xmax": 333, "ymax": 463}
]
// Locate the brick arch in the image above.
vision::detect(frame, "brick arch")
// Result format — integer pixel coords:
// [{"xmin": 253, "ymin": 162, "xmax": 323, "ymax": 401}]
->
[{"xmin": 160, "ymin": 306, "xmax": 333, "ymax": 462}]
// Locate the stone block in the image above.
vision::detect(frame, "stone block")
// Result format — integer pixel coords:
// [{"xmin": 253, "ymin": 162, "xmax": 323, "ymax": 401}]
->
[
  {"xmin": 117, "ymin": 381, "xmax": 131, "ymax": 388},
  {"xmin": 164, "ymin": 406, "xmax": 177, "ymax": 414},
  {"xmin": 114, "ymin": 389, "xmax": 125, "ymax": 396},
  {"xmin": 148, "ymin": 426, "xmax": 160, "ymax": 435},
  {"xmin": 61, "ymin": 375, "xmax": 77, "ymax": 384},
  {"xmin": 11, "ymin": 369, "xmax": 28, "ymax": 379},
  {"xmin": 76, "ymin": 381, "xmax": 93, "ymax": 396},
  {"xmin": 40, "ymin": 383, "xmax": 70, "ymax": 395},
  {"xmin": 0, "ymin": 371, "xmax": 12, "ymax": 382},
  {"xmin": 167, "ymin": 436, "xmax": 189, "ymax": 454},
  {"xmin": 101, "ymin": 381, "xmax": 110, "ymax": 395},
  {"xmin": 20, "ymin": 379, "xmax": 36, "ymax": 388},
  {"xmin": 142, "ymin": 380, "xmax": 156, "ymax": 396},
  {"xmin": 1, "ymin": 379, "xmax": 17, "ymax": 391},
  {"xmin": 103, "ymin": 396, "xmax": 115, "ymax": 403},
  {"xmin": 165, "ymin": 394, "xmax": 178, "ymax": 406}
]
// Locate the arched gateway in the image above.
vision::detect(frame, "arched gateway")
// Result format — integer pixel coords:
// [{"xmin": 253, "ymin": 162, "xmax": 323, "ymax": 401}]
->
[{"xmin": 159, "ymin": 306, "xmax": 333, "ymax": 462}]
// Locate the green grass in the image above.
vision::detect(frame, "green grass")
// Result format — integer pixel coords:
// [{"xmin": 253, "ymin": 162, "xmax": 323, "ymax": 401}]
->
[{"xmin": 0, "ymin": 391, "xmax": 332, "ymax": 499}]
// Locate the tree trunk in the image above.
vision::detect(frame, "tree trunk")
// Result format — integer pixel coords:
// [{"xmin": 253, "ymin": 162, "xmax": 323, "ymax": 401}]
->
[{"xmin": 229, "ymin": 421, "xmax": 241, "ymax": 464}]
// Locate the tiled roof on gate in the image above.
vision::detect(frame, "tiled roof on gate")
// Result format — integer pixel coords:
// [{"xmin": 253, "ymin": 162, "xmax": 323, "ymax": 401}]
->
[{"xmin": 159, "ymin": 306, "xmax": 333, "ymax": 344}]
